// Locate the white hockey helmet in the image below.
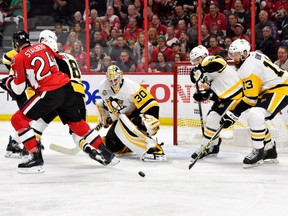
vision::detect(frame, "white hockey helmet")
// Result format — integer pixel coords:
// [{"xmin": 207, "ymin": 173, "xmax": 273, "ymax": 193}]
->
[
  {"xmin": 39, "ymin": 30, "xmax": 58, "ymax": 52},
  {"xmin": 106, "ymin": 65, "xmax": 123, "ymax": 94},
  {"xmin": 190, "ymin": 45, "xmax": 209, "ymax": 65},
  {"xmin": 228, "ymin": 39, "xmax": 250, "ymax": 59}
]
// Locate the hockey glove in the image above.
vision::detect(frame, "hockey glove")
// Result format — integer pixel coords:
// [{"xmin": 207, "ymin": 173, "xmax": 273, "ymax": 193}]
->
[
  {"xmin": 0, "ymin": 76, "xmax": 13, "ymax": 92},
  {"xmin": 190, "ymin": 65, "xmax": 204, "ymax": 83},
  {"xmin": 220, "ymin": 111, "xmax": 239, "ymax": 128},
  {"xmin": 193, "ymin": 89, "xmax": 211, "ymax": 102}
]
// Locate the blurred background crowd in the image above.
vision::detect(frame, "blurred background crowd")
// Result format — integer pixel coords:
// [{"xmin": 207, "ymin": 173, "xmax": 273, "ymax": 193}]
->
[{"xmin": 0, "ymin": 0, "xmax": 288, "ymax": 73}]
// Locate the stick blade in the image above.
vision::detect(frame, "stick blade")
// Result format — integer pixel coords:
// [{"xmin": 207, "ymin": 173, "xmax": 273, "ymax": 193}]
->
[{"xmin": 49, "ymin": 143, "xmax": 80, "ymax": 155}]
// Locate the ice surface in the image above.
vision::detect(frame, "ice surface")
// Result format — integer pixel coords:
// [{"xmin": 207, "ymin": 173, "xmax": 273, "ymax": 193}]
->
[{"xmin": 1, "ymin": 121, "xmax": 288, "ymax": 216}]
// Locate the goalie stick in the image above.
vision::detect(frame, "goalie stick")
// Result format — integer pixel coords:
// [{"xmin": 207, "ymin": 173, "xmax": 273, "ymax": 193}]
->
[
  {"xmin": 188, "ymin": 124, "xmax": 224, "ymax": 170},
  {"xmin": 49, "ymin": 122, "xmax": 104, "ymax": 155}
]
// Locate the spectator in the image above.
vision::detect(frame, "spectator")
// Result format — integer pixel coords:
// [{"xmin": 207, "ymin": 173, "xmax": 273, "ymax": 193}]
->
[
  {"xmin": 223, "ymin": 36, "xmax": 233, "ymax": 50},
  {"xmin": 100, "ymin": 55, "xmax": 112, "ymax": 72},
  {"xmin": 4, "ymin": 0, "xmax": 30, "ymax": 29},
  {"xmin": 208, "ymin": 35, "xmax": 223, "ymax": 55},
  {"xmin": 90, "ymin": 30, "xmax": 108, "ymax": 53},
  {"xmin": 125, "ymin": 4, "xmax": 143, "ymax": 29},
  {"xmin": 232, "ymin": 23, "xmax": 250, "ymax": 42},
  {"xmin": 148, "ymin": 27, "xmax": 158, "ymax": 47},
  {"xmin": 133, "ymin": 32, "xmax": 145, "ymax": 64},
  {"xmin": 150, "ymin": 52, "xmax": 172, "ymax": 72},
  {"xmin": 157, "ymin": 0, "xmax": 174, "ymax": 24},
  {"xmin": 151, "ymin": 14, "xmax": 167, "ymax": 36},
  {"xmin": 90, "ymin": 43, "xmax": 106, "ymax": 72},
  {"xmin": 170, "ymin": 5, "xmax": 189, "ymax": 28},
  {"xmin": 151, "ymin": 35, "xmax": 173, "ymax": 62},
  {"xmin": 274, "ymin": 46, "xmax": 288, "ymax": 71},
  {"xmin": 113, "ymin": 0, "xmax": 128, "ymax": 29},
  {"xmin": 116, "ymin": 50, "xmax": 136, "ymax": 72},
  {"xmin": 70, "ymin": 40, "xmax": 87, "ymax": 72},
  {"xmin": 233, "ymin": 0, "xmax": 251, "ymax": 31},
  {"xmin": 100, "ymin": 6, "xmax": 121, "ymax": 31},
  {"xmin": 175, "ymin": 19, "xmax": 188, "ymax": 39},
  {"xmin": 72, "ymin": 11, "xmax": 85, "ymax": 29},
  {"xmin": 226, "ymin": 14, "xmax": 238, "ymax": 38},
  {"xmin": 255, "ymin": 10, "xmax": 277, "ymax": 46},
  {"xmin": 256, "ymin": 25, "xmax": 278, "ymax": 62},
  {"xmin": 187, "ymin": 13, "xmax": 198, "ymax": 49},
  {"xmin": 177, "ymin": 0, "xmax": 197, "ymax": 14},
  {"xmin": 170, "ymin": 42, "xmax": 186, "ymax": 62},
  {"xmin": 271, "ymin": 0, "xmax": 288, "ymax": 29},
  {"xmin": 134, "ymin": 0, "xmax": 143, "ymax": 18},
  {"xmin": 53, "ymin": 0, "xmax": 71, "ymax": 25},
  {"xmin": 179, "ymin": 31, "xmax": 191, "ymax": 53},
  {"xmin": 101, "ymin": 20, "xmax": 111, "ymax": 41},
  {"xmin": 110, "ymin": 35, "xmax": 132, "ymax": 61},
  {"xmin": 63, "ymin": 31, "xmax": 78, "ymax": 52},
  {"xmin": 203, "ymin": 3, "xmax": 227, "ymax": 36},
  {"xmin": 136, "ymin": 56, "xmax": 146, "ymax": 72},
  {"xmin": 201, "ymin": 24, "xmax": 211, "ymax": 48},
  {"xmin": 123, "ymin": 16, "xmax": 143, "ymax": 46},
  {"xmin": 71, "ymin": 22, "xmax": 86, "ymax": 48},
  {"xmin": 90, "ymin": 20, "xmax": 102, "ymax": 40},
  {"xmin": 0, "ymin": 0, "xmax": 9, "ymax": 48},
  {"xmin": 165, "ymin": 25, "xmax": 179, "ymax": 48},
  {"xmin": 107, "ymin": 28, "xmax": 119, "ymax": 51},
  {"xmin": 88, "ymin": 9, "xmax": 99, "ymax": 29},
  {"xmin": 55, "ymin": 22, "xmax": 68, "ymax": 46},
  {"xmin": 57, "ymin": 42, "xmax": 64, "ymax": 52}
]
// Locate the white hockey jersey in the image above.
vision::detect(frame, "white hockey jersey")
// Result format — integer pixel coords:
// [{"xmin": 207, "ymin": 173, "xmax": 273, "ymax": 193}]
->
[
  {"xmin": 201, "ymin": 56, "xmax": 242, "ymax": 100},
  {"xmin": 98, "ymin": 78, "xmax": 159, "ymax": 121},
  {"xmin": 237, "ymin": 52, "xmax": 288, "ymax": 106}
]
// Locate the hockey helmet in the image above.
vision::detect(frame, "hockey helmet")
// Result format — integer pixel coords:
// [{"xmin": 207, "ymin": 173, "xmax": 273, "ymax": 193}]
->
[
  {"xmin": 12, "ymin": 30, "xmax": 30, "ymax": 49},
  {"xmin": 39, "ymin": 30, "xmax": 58, "ymax": 52},
  {"xmin": 190, "ymin": 45, "xmax": 209, "ymax": 65},
  {"xmin": 228, "ymin": 39, "xmax": 250, "ymax": 60},
  {"xmin": 106, "ymin": 65, "xmax": 123, "ymax": 94}
]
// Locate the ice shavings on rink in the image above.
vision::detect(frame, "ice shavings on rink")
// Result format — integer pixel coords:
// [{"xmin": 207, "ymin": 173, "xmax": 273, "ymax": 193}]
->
[{"xmin": 1, "ymin": 121, "xmax": 288, "ymax": 216}]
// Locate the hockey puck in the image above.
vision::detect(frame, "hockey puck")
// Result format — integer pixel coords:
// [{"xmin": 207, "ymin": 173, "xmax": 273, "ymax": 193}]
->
[{"xmin": 138, "ymin": 171, "xmax": 145, "ymax": 177}]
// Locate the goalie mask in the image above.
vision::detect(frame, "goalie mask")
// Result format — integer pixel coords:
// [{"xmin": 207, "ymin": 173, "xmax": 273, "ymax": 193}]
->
[{"xmin": 106, "ymin": 65, "xmax": 123, "ymax": 94}]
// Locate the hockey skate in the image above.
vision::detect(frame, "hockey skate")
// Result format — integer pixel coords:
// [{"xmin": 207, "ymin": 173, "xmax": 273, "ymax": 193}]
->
[
  {"xmin": 5, "ymin": 136, "xmax": 24, "ymax": 158},
  {"xmin": 84, "ymin": 144, "xmax": 120, "ymax": 166},
  {"xmin": 141, "ymin": 143, "xmax": 167, "ymax": 162},
  {"xmin": 191, "ymin": 138, "xmax": 222, "ymax": 160},
  {"xmin": 18, "ymin": 144, "xmax": 44, "ymax": 174},
  {"xmin": 243, "ymin": 147, "xmax": 264, "ymax": 168},
  {"xmin": 264, "ymin": 144, "xmax": 279, "ymax": 164}
]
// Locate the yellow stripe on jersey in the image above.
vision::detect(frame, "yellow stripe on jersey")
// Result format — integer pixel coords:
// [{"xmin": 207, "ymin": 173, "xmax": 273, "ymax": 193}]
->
[
  {"xmin": 133, "ymin": 86, "xmax": 159, "ymax": 113},
  {"xmin": 2, "ymin": 49, "xmax": 18, "ymax": 72},
  {"xmin": 242, "ymin": 73, "xmax": 263, "ymax": 98},
  {"xmin": 218, "ymin": 80, "xmax": 242, "ymax": 100},
  {"xmin": 71, "ymin": 81, "xmax": 85, "ymax": 95}
]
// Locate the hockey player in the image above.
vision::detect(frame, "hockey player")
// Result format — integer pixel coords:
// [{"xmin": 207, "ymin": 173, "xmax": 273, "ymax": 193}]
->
[
  {"xmin": 220, "ymin": 39, "xmax": 282, "ymax": 168},
  {"xmin": 96, "ymin": 65, "xmax": 166, "ymax": 161},
  {"xmin": 189, "ymin": 45, "xmax": 243, "ymax": 160},
  {"xmin": 0, "ymin": 30, "xmax": 119, "ymax": 173},
  {"xmin": 1, "ymin": 32, "xmax": 35, "ymax": 158}
]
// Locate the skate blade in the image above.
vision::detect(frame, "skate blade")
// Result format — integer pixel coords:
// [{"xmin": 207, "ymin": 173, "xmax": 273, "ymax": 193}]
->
[
  {"xmin": 5, "ymin": 152, "xmax": 22, "ymax": 159},
  {"xmin": 264, "ymin": 158, "xmax": 279, "ymax": 164},
  {"xmin": 243, "ymin": 159, "xmax": 264, "ymax": 169},
  {"xmin": 18, "ymin": 166, "xmax": 45, "ymax": 174},
  {"xmin": 107, "ymin": 157, "xmax": 120, "ymax": 166}
]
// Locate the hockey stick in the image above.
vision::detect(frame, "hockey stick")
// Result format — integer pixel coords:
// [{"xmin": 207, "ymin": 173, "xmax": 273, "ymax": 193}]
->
[
  {"xmin": 49, "ymin": 122, "xmax": 104, "ymax": 155},
  {"xmin": 195, "ymin": 81, "xmax": 205, "ymax": 136},
  {"xmin": 188, "ymin": 124, "xmax": 224, "ymax": 170}
]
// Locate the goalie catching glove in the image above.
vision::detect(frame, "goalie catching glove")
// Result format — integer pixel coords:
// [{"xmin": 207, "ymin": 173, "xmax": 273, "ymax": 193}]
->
[
  {"xmin": 220, "ymin": 111, "xmax": 239, "ymax": 128},
  {"xmin": 140, "ymin": 114, "xmax": 160, "ymax": 136}
]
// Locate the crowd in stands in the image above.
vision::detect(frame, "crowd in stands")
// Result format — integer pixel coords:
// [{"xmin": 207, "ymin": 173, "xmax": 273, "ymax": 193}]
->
[{"xmin": 1, "ymin": 0, "xmax": 288, "ymax": 73}]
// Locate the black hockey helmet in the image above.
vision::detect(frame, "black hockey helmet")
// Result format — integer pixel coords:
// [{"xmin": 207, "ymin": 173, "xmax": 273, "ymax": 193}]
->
[{"xmin": 12, "ymin": 30, "xmax": 30, "ymax": 48}]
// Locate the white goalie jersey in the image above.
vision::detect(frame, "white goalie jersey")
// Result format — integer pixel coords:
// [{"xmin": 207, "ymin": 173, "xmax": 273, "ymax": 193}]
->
[{"xmin": 98, "ymin": 77, "xmax": 159, "ymax": 121}]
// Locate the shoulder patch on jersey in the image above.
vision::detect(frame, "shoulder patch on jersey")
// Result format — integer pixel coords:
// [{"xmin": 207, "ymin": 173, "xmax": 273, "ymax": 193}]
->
[
  {"xmin": 255, "ymin": 53, "xmax": 262, "ymax": 60},
  {"xmin": 102, "ymin": 90, "xmax": 107, "ymax": 96}
]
